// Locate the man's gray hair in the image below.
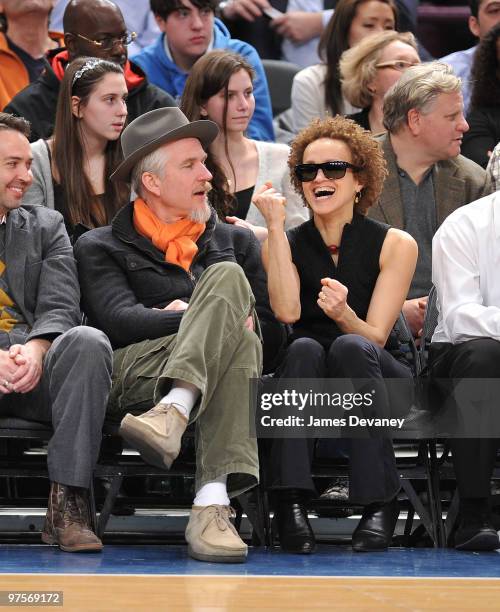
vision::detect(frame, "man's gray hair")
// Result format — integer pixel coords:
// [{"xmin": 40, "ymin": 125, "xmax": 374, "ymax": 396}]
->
[
  {"xmin": 383, "ymin": 62, "xmax": 462, "ymax": 133},
  {"xmin": 131, "ymin": 147, "xmax": 169, "ymax": 198}
]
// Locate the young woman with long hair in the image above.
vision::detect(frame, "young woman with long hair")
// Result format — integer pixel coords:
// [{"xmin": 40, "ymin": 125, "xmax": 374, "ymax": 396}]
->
[
  {"xmin": 291, "ymin": 0, "xmax": 397, "ymax": 134},
  {"xmin": 181, "ymin": 50, "xmax": 308, "ymax": 242},
  {"xmin": 23, "ymin": 56, "xmax": 129, "ymax": 238}
]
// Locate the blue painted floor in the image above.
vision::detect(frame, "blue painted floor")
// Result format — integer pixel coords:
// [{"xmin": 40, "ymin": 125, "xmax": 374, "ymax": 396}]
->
[{"xmin": 0, "ymin": 545, "xmax": 499, "ymax": 578}]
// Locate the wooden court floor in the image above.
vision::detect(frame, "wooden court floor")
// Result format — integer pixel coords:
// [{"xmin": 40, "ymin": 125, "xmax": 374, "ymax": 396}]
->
[{"xmin": 0, "ymin": 575, "xmax": 499, "ymax": 611}]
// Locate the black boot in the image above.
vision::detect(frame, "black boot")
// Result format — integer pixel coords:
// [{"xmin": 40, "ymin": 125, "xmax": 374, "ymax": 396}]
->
[
  {"xmin": 273, "ymin": 489, "xmax": 316, "ymax": 554},
  {"xmin": 454, "ymin": 498, "xmax": 499, "ymax": 551},
  {"xmin": 351, "ymin": 496, "xmax": 399, "ymax": 552}
]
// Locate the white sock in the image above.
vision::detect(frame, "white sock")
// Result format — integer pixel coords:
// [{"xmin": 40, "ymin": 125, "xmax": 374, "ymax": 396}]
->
[
  {"xmin": 193, "ymin": 475, "xmax": 230, "ymax": 507},
  {"xmin": 160, "ymin": 380, "xmax": 200, "ymax": 420}
]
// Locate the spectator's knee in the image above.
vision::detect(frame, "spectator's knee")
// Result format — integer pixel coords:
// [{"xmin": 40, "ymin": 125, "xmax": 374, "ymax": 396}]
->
[
  {"xmin": 202, "ymin": 261, "xmax": 251, "ymax": 300},
  {"xmin": 287, "ymin": 337, "xmax": 325, "ymax": 362},
  {"xmin": 329, "ymin": 334, "xmax": 375, "ymax": 361},
  {"xmin": 207, "ymin": 261, "xmax": 245, "ymax": 282},
  {"xmin": 62, "ymin": 326, "xmax": 112, "ymax": 362}
]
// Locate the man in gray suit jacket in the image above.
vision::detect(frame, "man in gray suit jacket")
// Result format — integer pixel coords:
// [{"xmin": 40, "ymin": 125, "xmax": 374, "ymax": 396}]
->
[
  {"xmin": 369, "ymin": 62, "xmax": 492, "ymax": 336},
  {"xmin": 0, "ymin": 113, "xmax": 112, "ymax": 552}
]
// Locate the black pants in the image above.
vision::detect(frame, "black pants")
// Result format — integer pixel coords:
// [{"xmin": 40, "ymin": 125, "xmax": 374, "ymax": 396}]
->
[
  {"xmin": 269, "ymin": 334, "xmax": 412, "ymax": 505},
  {"xmin": 429, "ymin": 338, "xmax": 500, "ymax": 499}
]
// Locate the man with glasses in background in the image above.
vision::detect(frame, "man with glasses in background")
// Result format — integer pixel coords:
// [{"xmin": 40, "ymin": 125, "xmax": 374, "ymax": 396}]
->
[
  {"xmin": 5, "ymin": 0, "xmax": 175, "ymax": 142},
  {"xmin": 49, "ymin": 0, "xmax": 161, "ymax": 56}
]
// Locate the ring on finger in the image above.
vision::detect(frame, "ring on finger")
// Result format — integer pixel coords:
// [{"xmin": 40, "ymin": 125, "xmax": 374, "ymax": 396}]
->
[
  {"xmin": 3, "ymin": 380, "xmax": 10, "ymax": 388},
  {"xmin": 320, "ymin": 292, "xmax": 326, "ymax": 302}
]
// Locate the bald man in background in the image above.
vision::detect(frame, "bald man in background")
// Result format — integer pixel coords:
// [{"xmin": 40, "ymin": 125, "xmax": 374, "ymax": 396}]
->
[
  {"xmin": 5, "ymin": 0, "xmax": 174, "ymax": 142},
  {"xmin": 50, "ymin": 0, "xmax": 161, "ymax": 55}
]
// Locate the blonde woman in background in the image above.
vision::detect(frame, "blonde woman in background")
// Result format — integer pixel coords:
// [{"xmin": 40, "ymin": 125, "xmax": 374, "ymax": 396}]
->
[
  {"xmin": 290, "ymin": 0, "xmax": 397, "ymax": 134},
  {"xmin": 340, "ymin": 30, "xmax": 420, "ymax": 134}
]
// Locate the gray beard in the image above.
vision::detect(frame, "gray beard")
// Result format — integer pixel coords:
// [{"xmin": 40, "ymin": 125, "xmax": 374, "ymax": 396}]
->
[{"xmin": 189, "ymin": 202, "xmax": 211, "ymax": 223}]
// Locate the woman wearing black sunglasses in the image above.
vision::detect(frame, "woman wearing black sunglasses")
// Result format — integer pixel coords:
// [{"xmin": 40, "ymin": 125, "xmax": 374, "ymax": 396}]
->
[{"xmin": 253, "ymin": 116, "xmax": 417, "ymax": 554}]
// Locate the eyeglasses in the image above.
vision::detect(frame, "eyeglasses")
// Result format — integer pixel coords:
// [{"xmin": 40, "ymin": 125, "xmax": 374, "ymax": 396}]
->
[
  {"xmin": 375, "ymin": 59, "xmax": 420, "ymax": 72},
  {"xmin": 294, "ymin": 161, "xmax": 361, "ymax": 182},
  {"xmin": 72, "ymin": 31, "xmax": 137, "ymax": 51}
]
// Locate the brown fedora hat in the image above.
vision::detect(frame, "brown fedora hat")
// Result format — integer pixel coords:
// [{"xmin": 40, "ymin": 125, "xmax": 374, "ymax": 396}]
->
[{"xmin": 110, "ymin": 107, "xmax": 219, "ymax": 182}]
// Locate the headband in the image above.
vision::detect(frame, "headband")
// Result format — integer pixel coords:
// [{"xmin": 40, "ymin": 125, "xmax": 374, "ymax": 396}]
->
[{"xmin": 72, "ymin": 58, "xmax": 106, "ymax": 86}]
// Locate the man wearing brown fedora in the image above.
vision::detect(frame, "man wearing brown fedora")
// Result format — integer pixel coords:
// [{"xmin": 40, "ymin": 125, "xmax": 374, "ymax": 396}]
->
[{"xmin": 74, "ymin": 106, "xmax": 278, "ymax": 563}]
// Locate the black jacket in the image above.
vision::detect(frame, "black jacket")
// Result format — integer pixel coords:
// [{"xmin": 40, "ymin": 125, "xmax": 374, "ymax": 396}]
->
[
  {"xmin": 347, "ymin": 108, "xmax": 371, "ymax": 132},
  {"xmin": 462, "ymin": 106, "xmax": 500, "ymax": 169},
  {"xmin": 74, "ymin": 204, "xmax": 285, "ymax": 370},
  {"xmin": 5, "ymin": 49, "xmax": 176, "ymax": 143}
]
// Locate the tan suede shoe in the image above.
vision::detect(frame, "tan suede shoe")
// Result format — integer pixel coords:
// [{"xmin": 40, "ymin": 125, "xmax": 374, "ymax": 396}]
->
[
  {"xmin": 185, "ymin": 505, "xmax": 248, "ymax": 563},
  {"xmin": 119, "ymin": 403, "xmax": 188, "ymax": 469}
]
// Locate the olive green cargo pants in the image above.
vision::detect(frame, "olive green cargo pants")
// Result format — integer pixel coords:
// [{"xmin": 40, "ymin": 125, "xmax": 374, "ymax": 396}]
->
[{"xmin": 107, "ymin": 262, "xmax": 262, "ymax": 497}]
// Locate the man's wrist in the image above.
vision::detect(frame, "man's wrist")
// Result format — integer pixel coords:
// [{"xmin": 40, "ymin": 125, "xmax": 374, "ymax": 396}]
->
[{"xmin": 26, "ymin": 338, "xmax": 51, "ymax": 358}]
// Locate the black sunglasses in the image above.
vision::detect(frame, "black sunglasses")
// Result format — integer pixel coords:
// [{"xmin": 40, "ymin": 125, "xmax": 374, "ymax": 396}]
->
[{"xmin": 294, "ymin": 161, "xmax": 361, "ymax": 182}]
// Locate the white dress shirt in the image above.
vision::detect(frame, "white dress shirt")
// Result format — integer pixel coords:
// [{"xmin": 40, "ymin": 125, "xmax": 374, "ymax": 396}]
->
[
  {"xmin": 432, "ymin": 191, "xmax": 500, "ymax": 344},
  {"xmin": 487, "ymin": 142, "xmax": 500, "ymax": 192}
]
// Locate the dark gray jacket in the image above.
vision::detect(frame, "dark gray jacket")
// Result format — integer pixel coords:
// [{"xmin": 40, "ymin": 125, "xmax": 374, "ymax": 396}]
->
[{"xmin": 7, "ymin": 205, "xmax": 80, "ymax": 341}]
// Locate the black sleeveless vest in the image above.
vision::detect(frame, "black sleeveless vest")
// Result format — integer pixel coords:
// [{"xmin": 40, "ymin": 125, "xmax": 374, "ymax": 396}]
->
[{"xmin": 287, "ymin": 213, "xmax": 392, "ymax": 349}]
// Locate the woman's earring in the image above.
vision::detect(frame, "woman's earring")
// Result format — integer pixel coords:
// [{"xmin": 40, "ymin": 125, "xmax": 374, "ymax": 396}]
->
[{"xmin": 354, "ymin": 191, "xmax": 361, "ymax": 205}]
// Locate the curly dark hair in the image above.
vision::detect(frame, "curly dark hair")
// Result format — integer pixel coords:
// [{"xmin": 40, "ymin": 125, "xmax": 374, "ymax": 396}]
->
[
  {"xmin": 288, "ymin": 116, "xmax": 387, "ymax": 214},
  {"xmin": 470, "ymin": 22, "xmax": 500, "ymax": 109}
]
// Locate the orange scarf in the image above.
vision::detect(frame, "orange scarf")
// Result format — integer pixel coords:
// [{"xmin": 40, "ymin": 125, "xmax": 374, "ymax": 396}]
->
[{"xmin": 133, "ymin": 198, "xmax": 205, "ymax": 272}]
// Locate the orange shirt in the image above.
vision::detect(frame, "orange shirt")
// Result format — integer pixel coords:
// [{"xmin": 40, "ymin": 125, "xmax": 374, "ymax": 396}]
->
[{"xmin": 0, "ymin": 31, "xmax": 64, "ymax": 111}]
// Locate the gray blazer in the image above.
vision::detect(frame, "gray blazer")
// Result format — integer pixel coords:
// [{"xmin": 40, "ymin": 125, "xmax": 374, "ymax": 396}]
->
[
  {"xmin": 23, "ymin": 139, "xmax": 54, "ymax": 210},
  {"xmin": 6, "ymin": 205, "xmax": 81, "ymax": 342},
  {"xmin": 369, "ymin": 132, "xmax": 493, "ymax": 229}
]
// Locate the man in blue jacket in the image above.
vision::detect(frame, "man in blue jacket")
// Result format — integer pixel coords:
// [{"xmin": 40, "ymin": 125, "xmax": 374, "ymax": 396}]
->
[{"xmin": 132, "ymin": 0, "xmax": 275, "ymax": 142}]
